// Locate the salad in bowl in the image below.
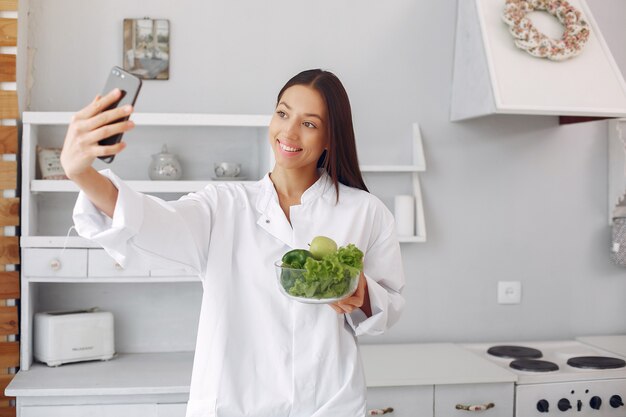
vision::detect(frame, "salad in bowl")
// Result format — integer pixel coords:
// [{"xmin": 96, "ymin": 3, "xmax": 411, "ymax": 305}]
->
[{"xmin": 275, "ymin": 236, "xmax": 363, "ymax": 304}]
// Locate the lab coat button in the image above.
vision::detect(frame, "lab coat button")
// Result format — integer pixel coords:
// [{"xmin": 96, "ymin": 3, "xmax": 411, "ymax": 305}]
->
[{"xmin": 265, "ymin": 219, "xmax": 270, "ymax": 223}]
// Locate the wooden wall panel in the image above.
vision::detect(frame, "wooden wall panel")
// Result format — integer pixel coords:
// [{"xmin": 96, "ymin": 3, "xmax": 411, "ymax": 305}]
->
[
  {"xmin": 0, "ymin": 374, "xmax": 11, "ymax": 400},
  {"xmin": 0, "ymin": 343, "xmax": 17, "ymax": 368},
  {"xmin": 0, "ymin": 407, "xmax": 15, "ymax": 417},
  {"xmin": 0, "ymin": 162, "xmax": 15, "ymax": 190},
  {"xmin": 0, "ymin": 55, "xmax": 15, "ymax": 83},
  {"xmin": 0, "ymin": 19, "xmax": 16, "ymax": 48},
  {"xmin": 0, "ymin": 2, "xmax": 18, "ymax": 414},
  {"xmin": 0, "ymin": 1, "xmax": 17, "ymax": 12},
  {"xmin": 0, "ymin": 307, "xmax": 16, "ymax": 336},
  {"xmin": 0, "ymin": 127, "xmax": 16, "ymax": 154},
  {"xmin": 0, "ymin": 92, "xmax": 16, "ymax": 120},
  {"xmin": 0, "ymin": 238, "xmax": 17, "ymax": 266},
  {"xmin": 0, "ymin": 273, "xmax": 17, "ymax": 299},
  {"xmin": 0, "ymin": 199, "xmax": 18, "ymax": 227}
]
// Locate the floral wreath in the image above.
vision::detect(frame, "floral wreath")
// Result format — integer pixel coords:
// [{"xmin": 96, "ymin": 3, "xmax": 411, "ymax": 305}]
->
[{"xmin": 502, "ymin": 0, "xmax": 590, "ymax": 61}]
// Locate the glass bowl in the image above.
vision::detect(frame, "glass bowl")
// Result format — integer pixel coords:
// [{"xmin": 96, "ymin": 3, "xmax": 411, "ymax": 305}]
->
[{"xmin": 274, "ymin": 261, "xmax": 360, "ymax": 304}]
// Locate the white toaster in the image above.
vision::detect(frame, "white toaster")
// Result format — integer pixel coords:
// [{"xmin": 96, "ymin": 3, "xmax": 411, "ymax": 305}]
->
[{"xmin": 34, "ymin": 308, "xmax": 115, "ymax": 367}]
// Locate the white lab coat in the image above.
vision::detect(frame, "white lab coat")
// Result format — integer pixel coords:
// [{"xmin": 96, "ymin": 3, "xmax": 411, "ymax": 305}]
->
[{"xmin": 73, "ymin": 169, "xmax": 405, "ymax": 417}]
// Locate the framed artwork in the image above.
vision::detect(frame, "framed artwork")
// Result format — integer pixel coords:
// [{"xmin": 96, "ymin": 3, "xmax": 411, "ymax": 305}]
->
[{"xmin": 123, "ymin": 18, "xmax": 170, "ymax": 80}]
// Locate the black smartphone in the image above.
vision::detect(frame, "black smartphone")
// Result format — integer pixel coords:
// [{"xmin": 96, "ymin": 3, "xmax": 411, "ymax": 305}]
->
[{"xmin": 97, "ymin": 66, "xmax": 142, "ymax": 163}]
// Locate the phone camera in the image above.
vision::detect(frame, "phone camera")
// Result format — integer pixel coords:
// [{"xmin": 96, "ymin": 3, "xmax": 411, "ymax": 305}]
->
[{"xmin": 121, "ymin": 74, "xmax": 125, "ymax": 79}]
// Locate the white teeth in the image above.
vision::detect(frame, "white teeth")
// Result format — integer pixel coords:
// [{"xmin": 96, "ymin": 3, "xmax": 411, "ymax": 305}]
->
[{"xmin": 279, "ymin": 141, "xmax": 301, "ymax": 152}]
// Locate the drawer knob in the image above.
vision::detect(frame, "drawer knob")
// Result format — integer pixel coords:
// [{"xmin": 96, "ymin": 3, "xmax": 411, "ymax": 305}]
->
[
  {"xmin": 455, "ymin": 403, "xmax": 495, "ymax": 411},
  {"xmin": 114, "ymin": 262, "xmax": 124, "ymax": 271},
  {"xmin": 49, "ymin": 258, "xmax": 61, "ymax": 271}
]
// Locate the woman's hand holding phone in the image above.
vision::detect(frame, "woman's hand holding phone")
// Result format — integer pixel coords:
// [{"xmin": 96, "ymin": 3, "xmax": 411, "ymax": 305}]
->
[{"xmin": 60, "ymin": 89, "xmax": 135, "ymax": 179}]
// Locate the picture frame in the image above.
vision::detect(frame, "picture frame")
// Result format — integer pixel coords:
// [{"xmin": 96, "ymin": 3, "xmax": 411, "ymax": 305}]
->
[{"xmin": 123, "ymin": 18, "xmax": 170, "ymax": 80}]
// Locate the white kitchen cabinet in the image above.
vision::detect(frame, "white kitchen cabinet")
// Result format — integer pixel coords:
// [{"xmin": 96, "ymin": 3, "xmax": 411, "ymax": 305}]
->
[
  {"xmin": 367, "ymin": 385, "xmax": 434, "ymax": 417},
  {"xmin": 434, "ymin": 383, "xmax": 514, "ymax": 417},
  {"xmin": 22, "ymin": 248, "xmax": 88, "ymax": 277},
  {"xmin": 87, "ymin": 249, "xmax": 150, "ymax": 277},
  {"xmin": 21, "ymin": 403, "xmax": 157, "ymax": 417}
]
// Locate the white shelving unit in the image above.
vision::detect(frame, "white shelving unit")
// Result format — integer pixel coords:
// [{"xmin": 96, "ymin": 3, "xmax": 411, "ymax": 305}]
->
[
  {"xmin": 22, "ymin": 112, "xmax": 427, "ymax": 245},
  {"xmin": 12, "ymin": 112, "xmax": 428, "ymax": 415}
]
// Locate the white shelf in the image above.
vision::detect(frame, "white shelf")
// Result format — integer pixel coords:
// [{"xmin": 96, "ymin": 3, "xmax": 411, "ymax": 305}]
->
[
  {"xmin": 21, "ymin": 236, "xmax": 99, "ymax": 248},
  {"xmin": 5, "ymin": 351, "xmax": 194, "ymax": 397},
  {"xmin": 23, "ymin": 234, "xmax": 426, "ymax": 247},
  {"xmin": 30, "ymin": 180, "xmax": 255, "ymax": 193},
  {"xmin": 397, "ymin": 235, "xmax": 426, "ymax": 243},
  {"xmin": 23, "ymin": 112, "xmax": 272, "ymax": 127}
]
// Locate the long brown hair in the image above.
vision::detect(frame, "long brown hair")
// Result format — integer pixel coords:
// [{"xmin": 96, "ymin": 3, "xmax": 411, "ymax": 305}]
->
[{"xmin": 276, "ymin": 69, "xmax": 369, "ymax": 200}]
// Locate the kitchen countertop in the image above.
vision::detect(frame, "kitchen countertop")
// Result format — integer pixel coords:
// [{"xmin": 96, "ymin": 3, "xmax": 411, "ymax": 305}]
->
[
  {"xmin": 6, "ymin": 343, "xmax": 517, "ymax": 397},
  {"xmin": 577, "ymin": 335, "xmax": 626, "ymax": 357},
  {"xmin": 361, "ymin": 343, "xmax": 517, "ymax": 387}
]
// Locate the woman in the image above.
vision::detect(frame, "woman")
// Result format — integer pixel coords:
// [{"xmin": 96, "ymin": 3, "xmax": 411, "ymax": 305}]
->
[{"xmin": 62, "ymin": 69, "xmax": 405, "ymax": 417}]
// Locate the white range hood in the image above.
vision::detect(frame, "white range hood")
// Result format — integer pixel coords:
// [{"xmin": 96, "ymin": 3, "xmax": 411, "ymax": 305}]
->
[{"xmin": 450, "ymin": 0, "xmax": 626, "ymax": 121}]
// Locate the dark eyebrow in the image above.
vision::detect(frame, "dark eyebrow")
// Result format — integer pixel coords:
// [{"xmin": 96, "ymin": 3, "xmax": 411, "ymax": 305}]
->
[{"xmin": 278, "ymin": 101, "xmax": 323, "ymax": 122}]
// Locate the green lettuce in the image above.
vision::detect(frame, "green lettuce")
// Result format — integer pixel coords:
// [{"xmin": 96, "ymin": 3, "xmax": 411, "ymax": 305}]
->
[{"xmin": 284, "ymin": 244, "xmax": 363, "ymax": 299}]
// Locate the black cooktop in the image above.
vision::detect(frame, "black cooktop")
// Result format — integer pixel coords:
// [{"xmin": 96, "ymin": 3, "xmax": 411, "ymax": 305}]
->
[
  {"xmin": 487, "ymin": 345, "xmax": 543, "ymax": 359},
  {"xmin": 567, "ymin": 356, "xmax": 626, "ymax": 370},
  {"xmin": 510, "ymin": 359, "xmax": 560, "ymax": 372}
]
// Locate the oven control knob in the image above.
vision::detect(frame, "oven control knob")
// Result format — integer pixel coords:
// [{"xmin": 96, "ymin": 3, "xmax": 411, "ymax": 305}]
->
[
  {"xmin": 558, "ymin": 398, "xmax": 572, "ymax": 412},
  {"xmin": 590, "ymin": 396, "xmax": 602, "ymax": 410},
  {"xmin": 610, "ymin": 395, "xmax": 624, "ymax": 408},
  {"xmin": 536, "ymin": 399, "xmax": 550, "ymax": 413}
]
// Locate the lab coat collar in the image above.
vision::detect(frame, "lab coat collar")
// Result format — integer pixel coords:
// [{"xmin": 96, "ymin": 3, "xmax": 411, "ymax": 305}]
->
[
  {"xmin": 256, "ymin": 169, "xmax": 333, "ymax": 212},
  {"xmin": 255, "ymin": 170, "xmax": 334, "ymax": 248}
]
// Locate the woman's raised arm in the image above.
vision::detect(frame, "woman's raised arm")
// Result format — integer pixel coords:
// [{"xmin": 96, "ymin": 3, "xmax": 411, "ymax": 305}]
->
[{"xmin": 60, "ymin": 88, "xmax": 136, "ymax": 218}]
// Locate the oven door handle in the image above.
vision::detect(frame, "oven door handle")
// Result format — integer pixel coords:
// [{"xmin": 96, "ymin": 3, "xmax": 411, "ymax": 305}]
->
[{"xmin": 455, "ymin": 402, "xmax": 495, "ymax": 411}]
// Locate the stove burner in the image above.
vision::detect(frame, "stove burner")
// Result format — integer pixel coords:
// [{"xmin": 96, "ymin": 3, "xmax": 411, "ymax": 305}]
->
[
  {"xmin": 510, "ymin": 359, "xmax": 559, "ymax": 372},
  {"xmin": 487, "ymin": 345, "xmax": 542, "ymax": 359},
  {"xmin": 566, "ymin": 356, "xmax": 626, "ymax": 370}
]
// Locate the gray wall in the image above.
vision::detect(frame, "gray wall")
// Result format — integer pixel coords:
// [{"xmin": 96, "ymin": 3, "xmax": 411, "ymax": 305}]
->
[{"xmin": 19, "ymin": 0, "xmax": 626, "ymax": 344}]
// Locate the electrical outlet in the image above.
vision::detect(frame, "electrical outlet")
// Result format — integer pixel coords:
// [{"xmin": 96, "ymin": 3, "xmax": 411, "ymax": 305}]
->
[{"xmin": 498, "ymin": 281, "xmax": 521, "ymax": 304}]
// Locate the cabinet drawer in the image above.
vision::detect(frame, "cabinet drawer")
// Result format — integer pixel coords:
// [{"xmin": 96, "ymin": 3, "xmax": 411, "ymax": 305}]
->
[
  {"xmin": 88, "ymin": 249, "xmax": 149, "ymax": 277},
  {"xmin": 157, "ymin": 403, "xmax": 187, "ymax": 417},
  {"xmin": 22, "ymin": 403, "xmax": 157, "ymax": 417},
  {"xmin": 367, "ymin": 385, "xmax": 433, "ymax": 417},
  {"xmin": 23, "ymin": 248, "xmax": 88, "ymax": 277},
  {"xmin": 434, "ymin": 383, "xmax": 514, "ymax": 417}
]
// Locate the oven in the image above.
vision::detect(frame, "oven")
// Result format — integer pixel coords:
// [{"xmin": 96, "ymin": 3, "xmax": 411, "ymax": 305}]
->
[{"xmin": 463, "ymin": 340, "xmax": 626, "ymax": 416}]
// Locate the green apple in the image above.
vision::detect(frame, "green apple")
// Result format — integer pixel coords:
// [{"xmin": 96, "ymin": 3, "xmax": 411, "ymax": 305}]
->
[{"xmin": 309, "ymin": 236, "xmax": 338, "ymax": 260}]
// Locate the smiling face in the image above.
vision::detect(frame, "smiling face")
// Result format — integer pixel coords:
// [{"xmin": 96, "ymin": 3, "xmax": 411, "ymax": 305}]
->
[{"xmin": 268, "ymin": 84, "xmax": 329, "ymax": 174}]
